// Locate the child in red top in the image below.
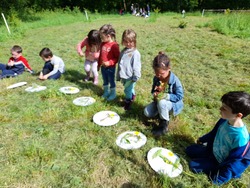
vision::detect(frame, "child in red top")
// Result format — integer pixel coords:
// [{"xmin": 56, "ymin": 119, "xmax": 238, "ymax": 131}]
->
[
  {"xmin": 0, "ymin": 45, "xmax": 33, "ymax": 79},
  {"xmin": 77, "ymin": 30, "xmax": 101, "ymax": 85},
  {"xmin": 98, "ymin": 24, "xmax": 120, "ymax": 101}
]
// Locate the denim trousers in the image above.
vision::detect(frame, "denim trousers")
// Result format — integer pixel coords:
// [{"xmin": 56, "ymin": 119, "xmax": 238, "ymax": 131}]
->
[
  {"xmin": 122, "ymin": 79, "xmax": 136, "ymax": 100},
  {"xmin": 0, "ymin": 63, "xmax": 18, "ymax": 77},
  {"xmin": 42, "ymin": 61, "xmax": 61, "ymax": 80},
  {"xmin": 144, "ymin": 99, "xmax": 173, "ymax": 121},
  {"xmin": 101, "ymin": 66, "xmax": 116, "ymax": 88},
  {"xmin": 185, "ymin": 144, "xmax": 219, "ymax": 174}
]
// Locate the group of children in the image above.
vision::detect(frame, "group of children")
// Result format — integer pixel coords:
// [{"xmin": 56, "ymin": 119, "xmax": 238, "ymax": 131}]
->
[
  {"xmin": 77, "ymin": 24, "xmax": 141, "ymax": 108},
  {"xmin": 1, "ymin": 24, "xmax": 249, "ymax": 185},
  {"xmin": 0, "ymin": 46, "xmax": 65, "ymax": 80}
]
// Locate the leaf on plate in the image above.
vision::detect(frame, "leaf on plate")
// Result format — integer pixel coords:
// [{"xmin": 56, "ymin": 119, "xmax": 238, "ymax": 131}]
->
[{"xmin": 152, "ymin": 149, "xmax": 162, "ymax": 159}]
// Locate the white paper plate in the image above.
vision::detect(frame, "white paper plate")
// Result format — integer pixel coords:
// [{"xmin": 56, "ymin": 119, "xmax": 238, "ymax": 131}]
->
[
  {"xmin": 116, "ymin": 131, "xmax": 147, "ymax": 150},
  {"xmin": 93, "ymin": 111, "xmax": 120, "ymax": 126},
  {"xmin": 7, "ymin": 82, "xmax": 27, "ymax": 89},
  {"xmin": 59, "ymin": 86, "xmax": 79, "ymax": 94},
  {"xmin": 73, "ymin": 97, "xmax": 96, "ymax": 106},
  {"xmin": 25, "ymin": 85, "xmax": 47, "ymax": 92},
  {"xmin": 147, "ymin": 147, "xmax": 183, "ymax": 178}
]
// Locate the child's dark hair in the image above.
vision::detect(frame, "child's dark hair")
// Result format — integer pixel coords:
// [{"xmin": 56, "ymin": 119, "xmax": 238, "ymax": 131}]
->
[
  {"xmin": 99, "ymin": 24, "xmax": 116, "ymax": 41},
  {"xmin": 152, "ymin": 51, "xmax": 170, "ymax": 70},
  {"xmin": 221, "ymin": 91, "xmax": 250, "ymax": 118},
  {"xmin": 122, "ymin": 29, "xmax": 137, "ymax": 47},
  {"xmin": 88, "ymin": 29, "xmax": 101, "ymax": 47},
  {"xmin": 11, "ymin": 45, "xmax": 22, "ymax": 53},
  {"xmin": 39, "ymin": 48, "xmax": 53, "ymax": 58}
]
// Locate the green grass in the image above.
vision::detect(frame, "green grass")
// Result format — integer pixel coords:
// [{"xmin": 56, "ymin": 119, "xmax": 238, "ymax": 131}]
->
[
  {"xmin": 0, "ymin": 11, "xmax": 250, "ymax": 187},
  {"xmin": 210, "ymin": 12, "xmax": 250, "ymax": 39}
]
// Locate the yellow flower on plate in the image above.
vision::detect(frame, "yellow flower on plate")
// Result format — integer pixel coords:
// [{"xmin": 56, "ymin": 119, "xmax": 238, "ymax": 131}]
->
[
  {"xmin": 168, "ymin": 151, "xmax": 174, "ymax": 157},
  {"xmin": 134, "ymin": 131, "xmax": 140, "ymax": 135},
  {"xmin": 109, "ymin": 113, "xmax": 115, "ymax": 118}
]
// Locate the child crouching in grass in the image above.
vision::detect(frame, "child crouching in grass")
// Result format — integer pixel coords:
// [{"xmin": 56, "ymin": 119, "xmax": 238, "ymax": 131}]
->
[
  {"xmin": 39, "ymin": 48, "xmax": 65, "ymax": 80},
  {"xmin": 144, "ymin": 52, "xmax": 184, "ymax": 136},
  {"xmin": 186, "ymin": 91, "xmax": 250, "ymax": 185}
]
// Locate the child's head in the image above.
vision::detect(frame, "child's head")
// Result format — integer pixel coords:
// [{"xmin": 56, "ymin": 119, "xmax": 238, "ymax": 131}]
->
[
  {"xmin": 152, "ymin": 52, "xmax": 171, "ymax": 81},
  {"xmin": 39, "ymin": 48, "xmax": 53, "ymax": 61},
  {"xmin": 221, "ymin": 91, "xmax": 250, "ymax": 119},
  {"xmin": 121, "ymin": 29, "xmax": 137, "ymax": 49},
  {"xmin": 99, "ymin": 24, "xmax": 116, "ymax": 42},
  {"xmin": 11, "ymin": 45, "xmax": 22, "ymax": 59},
  {"xmin": 87, "ymin": 29, "xmax": 101, "ymax": 47}
]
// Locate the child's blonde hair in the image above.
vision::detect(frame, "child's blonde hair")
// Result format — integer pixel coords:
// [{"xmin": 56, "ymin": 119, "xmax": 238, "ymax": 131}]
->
[
  {"xmin": 99, "ymin": 24, "xmax": 116, "ymax": 41},
  {"xmin": 121, "ymin": 29, "xmax": 137, "ymax": 47}
]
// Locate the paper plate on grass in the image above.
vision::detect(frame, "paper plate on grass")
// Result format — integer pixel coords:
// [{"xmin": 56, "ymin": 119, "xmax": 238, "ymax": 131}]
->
[
  {"xmin": 116, "ymin": 131, "xmax": 147, "ymax": 150},
  {"xmin": 59, "ymin": 86, "xmax": 79, "ymax": 94},
  {"xmin": 7, "ymin": 82, "xmax": 27, "ymax": 89},
  {"xmin": 25, "ymin": 84, "xmax": 47, "ymax": 92},
  {"xmin": 147, "ymin": 147, "xmax": 183, "ymax": 178},
  {"xmin": 73, "ymin": 97, "xmax": 96, "ymax": 106},
  {"xmin": 93, "ymin": 111, "xmax": 120, "ymax": 126}
]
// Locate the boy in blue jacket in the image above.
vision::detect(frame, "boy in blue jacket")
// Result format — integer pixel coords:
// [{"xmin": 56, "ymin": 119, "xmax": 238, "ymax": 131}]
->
[{"xmin": 186, "ymin": 91, "xmax": 250, "ymax": 185}]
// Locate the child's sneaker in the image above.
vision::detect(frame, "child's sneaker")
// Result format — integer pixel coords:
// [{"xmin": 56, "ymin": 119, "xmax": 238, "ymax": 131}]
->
[
  {"xmin": 132, "ymin": 94, "xmax": 136, "ymax": 101},
  {"xmin": 84, "ymin": 72, "xmax": 90, "ymax": 82},
  {"xmin": 93, "ymin": 76, "xmax": 98, "ymax": 85},
  {"xmin": 124, "ymin": 99, "xmax": 132, "ymax": 110}
]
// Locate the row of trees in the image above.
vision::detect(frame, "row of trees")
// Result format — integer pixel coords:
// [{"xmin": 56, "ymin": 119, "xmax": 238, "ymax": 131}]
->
[{"xmin": 1, "ymin": 0, "xmax": 250, "ymax": 15}]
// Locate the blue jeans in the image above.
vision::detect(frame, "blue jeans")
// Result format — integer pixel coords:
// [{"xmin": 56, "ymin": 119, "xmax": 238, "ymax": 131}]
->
[
  {"xmin": 185, "ymin": 144, "xmax": 219, "ymax": 174},
  {"xmin": 122, "ymin": 79, "xmax": 136, "ymax": 100},
  {"xmin": 101, "ymin": 66, "xmax": 116, "ymax": 88},
  {"xmin": 42, "ymin": 61, "xmax": 61, "ymax": 80},
  {"xmin": 144, "ymin": 99, "xmax": 173, "ymax": 121},
  {"xmin": 0, "ymin": 63, "xmax": 18, "ymax": 78}
]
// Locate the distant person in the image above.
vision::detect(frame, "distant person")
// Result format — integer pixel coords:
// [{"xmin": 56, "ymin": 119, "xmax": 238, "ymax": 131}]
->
[
  {"xmin": 117, "ymin": 29, "xmax": 141, "ymax": 110},
  {"xmin": 77, "ymin": 29, "xmax": 101, "ymax": 85},
  {"xmin": 186, "ymin": 91, "xmax": 250, "ymax": 185},
  {"xmin": 39, "ymin": 48, "xmax": 65, "ymax": 80},
  {"xmin": 182, "ymin": 10, "xmax": 186, "ymax": 18},
  {"xmin": 131, "ymin": 4, "xmax": 134, "ymax": 14},
  {"xmin": 144, "ymin": 52, "xmax": 184, "ymax": 136},
  {"xmin": 146, "ymin": 4, "xmax": 150, "ymax": 16},
  {"xmin": 98, "ymin": 24, "xmax": 120, "ymax": 101},
  {"xmin": 0, "ymin": 45, "xmax": 33, "ymax": 79}
]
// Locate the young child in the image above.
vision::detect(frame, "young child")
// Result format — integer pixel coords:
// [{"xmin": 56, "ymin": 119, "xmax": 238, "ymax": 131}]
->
[
  {"xmin": 0, "ymin": 45, "xmax": 33, "ymax": 79},
  {"xmin": 39, "ymin": 48, "xmax": 65, "ymax": 80},
  {"xmin": 98, "ymin": 24, "xmax": 120, "ymax": 101},
  {"xmin": 185, "ymin": 91, "xmax": 250, "ymax": 185},
  {"xmin": 144, "ymin": 52, "xmax": 184, "ymax": 136},
  {"xmin": 77, "ymin": 29, "xmax": 101, "ymax": 85},
  {"xmin": 117, "ymin": 29, "xmax": 141, "ymax": 110}
]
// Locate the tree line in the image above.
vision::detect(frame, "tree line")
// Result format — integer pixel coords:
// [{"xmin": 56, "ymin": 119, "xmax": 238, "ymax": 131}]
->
[{"xmin": 1, "ymin": 0, "xmax": 250, "ymax": 15}]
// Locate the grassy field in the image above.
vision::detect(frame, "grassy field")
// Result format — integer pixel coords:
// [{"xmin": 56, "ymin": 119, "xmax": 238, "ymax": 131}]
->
[{"xmin": 0, "ymin": 11, "xmax": 250, "ymax": 187}]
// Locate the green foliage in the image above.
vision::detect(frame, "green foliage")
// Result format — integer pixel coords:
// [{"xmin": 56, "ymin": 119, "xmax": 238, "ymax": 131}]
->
[
  {"xmin": 211, "ymin": 13, "xmax": 250, "ymax": 39},
  {"xmin": 178, "ymin": 21, "xmax": 188, "ymax": 28},
  {"xmin": 148, "ymin": 8, "xmax": 160, "ymax": 23}
]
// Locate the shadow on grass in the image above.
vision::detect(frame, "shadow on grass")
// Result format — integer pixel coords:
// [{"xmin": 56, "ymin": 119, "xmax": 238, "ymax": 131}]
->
[
  {"xmin": 63, "ymin": 68, "xmax": 103, "ymax": 95},
  {"xmin": 120, "ymin": 182, "xmax": 141, "ymax": 188}
]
